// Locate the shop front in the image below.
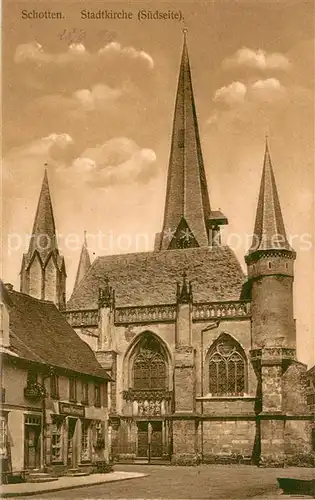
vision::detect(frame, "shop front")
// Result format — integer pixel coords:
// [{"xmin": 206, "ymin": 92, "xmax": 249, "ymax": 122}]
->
[{"xmin": 46, "ymin": 402, "xmax": 107, "ymax": 475}]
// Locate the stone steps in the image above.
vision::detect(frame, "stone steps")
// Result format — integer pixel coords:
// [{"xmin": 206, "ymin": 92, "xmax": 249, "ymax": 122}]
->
[
  {"xmin": 27, "ymin": 472, "xmax": 58, "ymax": 484},
  {"xmin": 67, "ymin": 468, "xmax": 90, "ymax": 477}
]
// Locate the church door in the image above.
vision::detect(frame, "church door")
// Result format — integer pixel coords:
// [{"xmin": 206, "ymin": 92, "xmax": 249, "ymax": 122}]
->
[
  {"xmin": 137, "ymin": 422, "xmax": 148, "ymax": 457},
  {"xmin": 150, "ymin": 421, "xmax": 162, "ymax": 458},
  {"xmin": 137, "ymin": 421, "xmax": 163, "ymax": 459}
]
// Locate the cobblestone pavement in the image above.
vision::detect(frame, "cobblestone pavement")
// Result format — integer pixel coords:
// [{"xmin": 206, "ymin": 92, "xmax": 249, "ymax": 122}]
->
[{"xmin": 12, "ymin": 464, "xmax": 314, "ymax": 499}]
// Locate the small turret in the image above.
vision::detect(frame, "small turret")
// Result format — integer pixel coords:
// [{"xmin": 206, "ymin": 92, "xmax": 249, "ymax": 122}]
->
[{"xmin": 246, "ymin": 140, "xmax": 296, "ymax": 349}]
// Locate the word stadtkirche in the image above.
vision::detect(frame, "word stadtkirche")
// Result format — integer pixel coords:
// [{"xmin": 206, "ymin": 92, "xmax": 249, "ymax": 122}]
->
[
  {"xmin": 21, "ymin": 8, "xmax": 184, "ymax": 21},
  {"xmin": 81, "ymin": 9, "xmax": 183, "ymax": 20}
]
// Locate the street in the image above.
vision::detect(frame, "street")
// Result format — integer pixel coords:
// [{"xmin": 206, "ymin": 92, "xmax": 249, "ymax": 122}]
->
[{"xmin": 14, "ymin": 464, "xmax": 315, "ymax": 499}]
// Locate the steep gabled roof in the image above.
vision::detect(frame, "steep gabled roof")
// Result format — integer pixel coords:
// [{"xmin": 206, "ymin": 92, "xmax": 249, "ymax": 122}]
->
[
  {"xmin": 73, "ymin": 233, "xmax": 91, "ymax": 293},
  {"xmin": 159, "ymin": 32, "xmax": 212, "ymax": 250},
  {"xmin": 67, "ymin": 246, "xmax": 246, "ymax": 310},
  {"xmin": 2, "ymin": 283, "xmax": 109, "ymax": 380},
  {"xmin": 246, "ymin": 141, "xmax": 295, "ymax": 258}
]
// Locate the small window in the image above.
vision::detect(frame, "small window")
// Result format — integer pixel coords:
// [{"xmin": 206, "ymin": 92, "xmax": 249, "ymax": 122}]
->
[
  {"xmin": 253, "ymin": 264, "xmax": 256, "ymax": 272},
  {"xmin": 27, "ymin": 370, "xmax": 38, "ymax": 385},
  {"xmin": 285, "ymin": 262, "xmax": 288, "ymax": 270},
  {"xmin": 69, "ymin": 377, "xmax": 77, "ymax": 402},
  {"xmin": 81, "ymin": 381, "xmax": 89, "ymax": 404},
  {"xmin": 50, "ymin": 374, "xmax": 59, "ymax": 399},
  {"xmin": 268, "ymin": 261, "xmax": 272, "ymax": 269},
  {"xmin": 177, "ymin": 128, "xmax": 184, "ymax": 148},
  {"xmin": 94, "ymin": 384, "xmax": 101, "ymax": 407}
]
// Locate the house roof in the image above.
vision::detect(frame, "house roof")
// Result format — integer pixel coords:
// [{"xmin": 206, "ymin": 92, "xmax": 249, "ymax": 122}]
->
[
  {"xmin": 67, "ymin": 246, "xmax": 246, "ymax": 310},
  {"xmin": 2, "ymin": 283, "xmax": 110, "ymax": 380}
]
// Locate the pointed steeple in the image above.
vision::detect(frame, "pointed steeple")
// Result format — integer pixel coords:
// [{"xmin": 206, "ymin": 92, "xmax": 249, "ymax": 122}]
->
[
  {"xmin": 27, "ymin": 169, "xmax": 58, "ymax": 262},
  {"xmin": 159, "ymin": 31, "xmax": 227, "ymax": 250},
  {"xmin": 73, "ymin": 231, "xmax": 91, "ymax": 292},
  {"xmin": 246, "ymin": 139, "xmax": 295, "ymax": 260},
  {"xmin": 20, "ymin": 168, "xmax": 66, "ymax": 309}
]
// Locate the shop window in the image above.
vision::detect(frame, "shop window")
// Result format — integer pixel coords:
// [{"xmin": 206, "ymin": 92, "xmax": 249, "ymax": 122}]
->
[
  {"xmin": 81, "ymin": 420, "xmax": 91, "ymax": 461},
  {"xmin": 94, "ymin": 384, "xmax": 101, "ymax": 407},
  {"xmin": 208, "ymin": 333, "xmax": 247, "ymax": 396},
  {"xmin": 50, "ymin": 374, "xmax": 59, "ymax": 399},
  {"xmin": 69, "ymin": 377, "xmax": 77, "ymax": 402},
  {"xmin": 81, "ymin": 381, "xmax": 89, "ymax": 404},
  {"xmin": 0, "ymin": 416, "xmax": 7, "ymax": 459},
  {"xmin": 51, "ymin": 417, "xmax": 63, "ymax": 462}
]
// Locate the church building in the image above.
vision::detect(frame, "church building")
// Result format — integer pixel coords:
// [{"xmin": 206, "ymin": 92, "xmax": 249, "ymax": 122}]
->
[{"xmin": 21, "ymin": 34, "xmax": 313, "ymax": 466}]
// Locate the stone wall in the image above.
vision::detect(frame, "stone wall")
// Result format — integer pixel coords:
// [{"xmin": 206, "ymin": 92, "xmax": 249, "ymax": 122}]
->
[{"xmin": 201, "ymin": 419, "xmax": 256, "ymax": 463}]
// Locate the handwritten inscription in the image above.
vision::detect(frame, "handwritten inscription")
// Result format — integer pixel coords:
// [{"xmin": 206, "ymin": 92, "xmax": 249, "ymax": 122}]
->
[{"xmin": 58, "ymin": 28, "xmax": 118, "ymax": 44}]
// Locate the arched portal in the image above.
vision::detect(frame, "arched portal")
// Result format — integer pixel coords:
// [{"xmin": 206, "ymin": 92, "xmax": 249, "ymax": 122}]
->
[{"xmin": 122, "ymin": 331, "xmax": 172, "ymax": 461}]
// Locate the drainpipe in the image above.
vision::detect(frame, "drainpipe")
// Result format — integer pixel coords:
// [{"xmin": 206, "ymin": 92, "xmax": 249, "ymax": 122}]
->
[{"xmin": 200, "ymin": 322, "xmax": 220, "ymax": 463}]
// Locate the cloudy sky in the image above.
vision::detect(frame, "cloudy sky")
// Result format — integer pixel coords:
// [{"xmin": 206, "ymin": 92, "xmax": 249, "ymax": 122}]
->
[{"xmin": 2, "ymin": 0, "xmax": 314, "ymax": 366}]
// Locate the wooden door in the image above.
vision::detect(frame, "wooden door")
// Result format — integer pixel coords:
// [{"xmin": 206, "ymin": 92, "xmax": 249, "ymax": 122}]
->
[
  {"xmin": 67, "ymin": 419, "xmax": 77, "ymax": 467},
  {"xmin": 24, "ymin": 426, "xmax": 41, "ymax": 469},
  {"xmin": 151, "ymin": 421, "xmax": 162, "ymax": 458},
  {"xmin": 137, "ymin": 422, "xmax": 148, "ymax": 457}
]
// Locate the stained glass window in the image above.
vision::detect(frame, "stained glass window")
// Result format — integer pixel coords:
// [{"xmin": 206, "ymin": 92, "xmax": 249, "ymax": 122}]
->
[
  {"xmin": 209, "ymin": 335, "xmax": 246, "ymax": 396},
  {"xmin": 133, "ymin": 335, "xmax": 166, "ymax": 390}
]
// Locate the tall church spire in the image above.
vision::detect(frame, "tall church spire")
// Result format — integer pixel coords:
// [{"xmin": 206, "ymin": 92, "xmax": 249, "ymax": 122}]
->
[
  {"xmin": 246, "ymin": 139, "xmax": 294, "ymax": 260},
  {"xmin": 20, "ymin": 168, "xmax": 66, "ymax": 309},
  {"xmin": 73, "ymin": 231, "xmax": 91, "ymax": 292},
  {"xmin": 159, "ymin": 31, "xmax": 227, "ymax": 250}
]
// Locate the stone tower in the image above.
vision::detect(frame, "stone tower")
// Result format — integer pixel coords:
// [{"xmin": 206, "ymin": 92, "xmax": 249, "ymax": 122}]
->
[
  {"xmin": 246, "ymin": 141, "xmax": 312, "ymax": 466},
  {"xmin": 20, "ymin": 170, "xmax": 66, "ymax": 309}
]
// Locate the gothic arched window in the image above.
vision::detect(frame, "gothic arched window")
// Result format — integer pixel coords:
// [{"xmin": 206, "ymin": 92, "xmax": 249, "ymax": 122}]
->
[
  {"xmin": 208, "ymin": 334, "xmax": 246, "ymax": 396},
  {"xmin": 133, "ymin": 335, "xmax": 166, "ymax": 390}
]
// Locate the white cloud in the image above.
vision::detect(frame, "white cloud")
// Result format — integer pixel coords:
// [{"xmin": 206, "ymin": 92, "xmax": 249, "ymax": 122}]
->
[
  {"xmin": 98, "ymin": 42, "xmax": 154, "ymax": 69},
  {"xmin": 73, "ymin": 84, "xmax": 124, "ymax": 111},
  {"xmin": 213, "ymin": 78, "xmax": 286, "ymax": 107},
  {"xmin": 70, "ymin": 138, "xmax": 157, "ymax": 187},
  {"xmin": 214, "ymin": 81, "xmax": 247, "ymax": 105},
  {"xmin": 223, "ymin": 47, "xmax": 291, "ymax": 71},
  {"xmin": 249, "ymin": 78, "xmax": 286, "ymax": 101},
  {"xmin": 14, "ymin": 42, "xmax": 89, "ymax": 64},
  {"xmin": 14, "ymin": 41, "xmax": 154, "ymax": 69}
]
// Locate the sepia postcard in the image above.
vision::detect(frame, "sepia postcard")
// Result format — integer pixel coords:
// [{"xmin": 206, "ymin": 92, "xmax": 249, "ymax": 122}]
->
[{"xmin": 1, "ymin": 0, "xmax": 314, "ymax": 498}]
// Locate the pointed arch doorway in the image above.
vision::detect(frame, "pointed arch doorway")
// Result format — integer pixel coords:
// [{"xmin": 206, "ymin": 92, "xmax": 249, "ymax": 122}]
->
[{"xmin": 125, "ymin": 332, "xmax": 172, "ymax": 461}]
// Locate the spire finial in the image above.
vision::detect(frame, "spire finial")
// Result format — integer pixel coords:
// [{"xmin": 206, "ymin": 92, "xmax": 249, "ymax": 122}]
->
[
  {"xmin": 182, "ymin": 28, "xmax": 188, "ymax": 43},
  {"xmin": 84, "ymin": 229, "xmax": 87, "ymax": 245}
]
